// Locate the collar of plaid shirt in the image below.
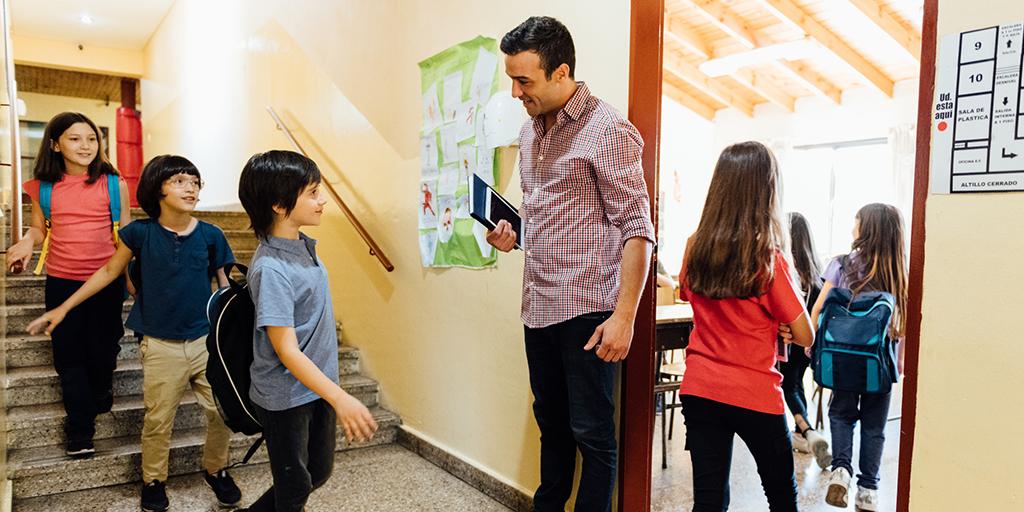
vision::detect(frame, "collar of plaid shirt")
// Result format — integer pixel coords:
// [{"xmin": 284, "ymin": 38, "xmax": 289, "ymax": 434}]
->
[{"xmin": 518, "ymin": 81, "xmax": 655, "ymax": 329}]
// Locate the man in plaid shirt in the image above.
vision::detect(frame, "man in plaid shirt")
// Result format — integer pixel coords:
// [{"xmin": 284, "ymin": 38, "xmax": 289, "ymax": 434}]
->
[{"xmin": 487, "ymin": 16, "xmax": 655, "ymax": 512}]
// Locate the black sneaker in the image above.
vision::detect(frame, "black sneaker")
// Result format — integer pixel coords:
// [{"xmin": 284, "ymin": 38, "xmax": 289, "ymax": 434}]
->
[
  {"xmin": 140, "ymin": 480, "xmax": 169, "ymax": 512},
  {"xmin": 65, "ymin": 439, "xmax": 95, "ymax": 459},
  {"xmin": 205, "ymin": 469, "xmax": 242, "ymax": 507}
]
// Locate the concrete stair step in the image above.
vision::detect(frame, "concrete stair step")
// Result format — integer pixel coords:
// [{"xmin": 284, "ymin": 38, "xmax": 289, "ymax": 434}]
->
[
  {"xmin": 5, "ymin": 334, "xmax": 141, "ymax": 368},
  {"xmin": 6, "ymin": 407, "xmax": 401, "ymax": 499},
  {"xmin": 5, "ymin": 302, "xmax": 134, "ymax": 335},
  {"xmin": 4, "ymin": 332, "xmax": 359, "ymax": 371},
  {"xmin": 5, "ymin": 251, "xmax": 256, "ymax": 305},
  {"xmin": 4, "ymin": 356, "xmax": 376, "ymax": 408}
]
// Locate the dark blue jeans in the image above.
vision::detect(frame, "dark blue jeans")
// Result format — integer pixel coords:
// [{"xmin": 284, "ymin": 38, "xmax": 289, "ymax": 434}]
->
[
  {"xmin": 682, "ymin": 395, "xmax": 798, "ymax": 512},
  {"xmin": 779, "ymin": 345, "xmax": 811, "ymax": 424},
  {"xmin": 248, "ymin": 399, "xmax": 337, "ymax": 512},
  {"xmin": 524, "ymin": 311, "xmax": 618, "ymax": 512},
  {"xmin": 829, "ymin": 390, "xmax": 892, "ymax": 490}
]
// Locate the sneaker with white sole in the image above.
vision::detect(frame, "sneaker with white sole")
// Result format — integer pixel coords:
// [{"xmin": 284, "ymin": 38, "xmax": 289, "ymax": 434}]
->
[
  {"xmin": 855, "ymin": 486, "xmax": 878, "ymax": 511},
  {"xmin": 791, "ymin": 432, "xmax": 810, "ymax": 453},
  {"xmin": 804, "ymin": 429, "xmax": 833, "ymax": 470},
  {"xmin": 826, "ymin": 467, "xmax": 851, "ymax": 508}
]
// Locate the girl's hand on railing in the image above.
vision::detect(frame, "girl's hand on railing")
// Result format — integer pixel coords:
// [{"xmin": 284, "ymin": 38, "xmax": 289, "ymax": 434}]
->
[{"xmin": 5, "ymin": 238, "xmax": 33, "ymax": 274}]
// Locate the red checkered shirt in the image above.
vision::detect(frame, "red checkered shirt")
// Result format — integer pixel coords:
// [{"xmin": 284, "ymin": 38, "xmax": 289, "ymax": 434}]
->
[{"xmin": 518, "ymin": 82, "xmax": 655, "ymax": 329}]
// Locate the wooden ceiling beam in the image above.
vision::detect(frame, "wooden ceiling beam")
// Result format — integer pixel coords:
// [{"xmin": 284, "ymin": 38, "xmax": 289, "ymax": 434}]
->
[
  {"xmin": 729, "ymin": 68, "xmax": 796, "ymax": 111},
  {"xmin": 678, "ymin": 0, "xmax": 844, "ymax": 105},
  {"xmin": 756, "ymin": 0, "xmax": 895, "ymax": 96},
  {"xmin": 664, "ymin": 15, "xmax": 711, "ymax": 59},
  {"xmin": 664, "ymin": 54, "xmax": 755, "ymax": 117},
  {"xmin": 771, "ymin": 60, "xmax": 842, "ymax": 104},
  {"xmin": 663, "ymin": 80, "xmax": 716, "ymax": 121},
  {"xmin": 846, "ymin": 0, "xmax": 922, "ymax": 60},
  {"xmin": 682, "ymin": 0, "xmax": 760, "ymax": 48}
]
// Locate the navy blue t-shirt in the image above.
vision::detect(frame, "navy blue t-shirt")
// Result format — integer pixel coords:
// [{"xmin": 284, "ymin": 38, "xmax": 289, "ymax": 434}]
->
[{"xmin": 119, "ymin": 219, "xmax": 234, "ymax": 340}]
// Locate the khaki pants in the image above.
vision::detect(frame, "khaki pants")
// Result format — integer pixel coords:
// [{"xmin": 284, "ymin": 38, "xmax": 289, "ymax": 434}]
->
[{"xmin": 140, "ymin": 335, "xmax": 232, "ymax": 483}]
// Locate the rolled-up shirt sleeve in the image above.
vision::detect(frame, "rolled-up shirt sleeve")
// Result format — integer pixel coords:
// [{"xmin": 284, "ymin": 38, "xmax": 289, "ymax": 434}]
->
[{"xmin": 594, "ymin": 120, "xmax": 655, "ymax": 244}]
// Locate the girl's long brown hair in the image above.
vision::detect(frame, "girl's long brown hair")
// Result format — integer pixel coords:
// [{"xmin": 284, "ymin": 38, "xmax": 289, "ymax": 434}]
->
[
  {"xmin": 686, "ymin": 141, "xmax": 787, "ymax": 298},
  {"xmin": 846, "ymin": 203, "xmax": 908, "ymax": 338},
  {"xmin": 789, "ymin": 212, "xmax": 821, "ymax": 292}
]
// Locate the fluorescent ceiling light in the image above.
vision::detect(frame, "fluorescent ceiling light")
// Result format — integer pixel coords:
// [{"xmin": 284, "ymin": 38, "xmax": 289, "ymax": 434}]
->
[
  {"xmin": 79, "ymin": 14, "xmax": 94, "ymax": 25},
  {"xmin": 699, "ymin": 38, "xmax": 819, "ymax": 77}
]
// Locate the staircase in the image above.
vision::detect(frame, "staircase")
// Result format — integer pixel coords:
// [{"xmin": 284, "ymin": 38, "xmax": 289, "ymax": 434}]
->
[{"xmin": 2, "ymin": 209, "xmax": 400, "ymax": 501}]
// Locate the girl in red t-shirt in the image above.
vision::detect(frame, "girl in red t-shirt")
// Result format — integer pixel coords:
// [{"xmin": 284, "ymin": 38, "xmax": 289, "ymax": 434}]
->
[
  {"xmin": 677, "ymin": 141, "xmax": 814, "ymax": 511},
  {"xmin": 5, "ymin": 112, "xmax": 131, "ymax": 458}
]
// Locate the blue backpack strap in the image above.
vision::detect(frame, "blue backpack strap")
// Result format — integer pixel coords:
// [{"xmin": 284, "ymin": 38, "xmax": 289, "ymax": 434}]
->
[
  {"xmin": 39, "ymin": 181, "xmax": 53, "ymax": 221},
  {"xmin": 107, "ymin": 174, "xmax": 122, "ymax": 246},
  {"xmin": 107, "ymin": 174, "xmax": 122, "ymax": 224}
]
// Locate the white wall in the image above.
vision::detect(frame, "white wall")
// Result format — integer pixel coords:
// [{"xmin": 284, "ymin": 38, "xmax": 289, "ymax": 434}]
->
[{"xmin": 659, "ymin": 80, "xmax": 919, "ymax": 271}]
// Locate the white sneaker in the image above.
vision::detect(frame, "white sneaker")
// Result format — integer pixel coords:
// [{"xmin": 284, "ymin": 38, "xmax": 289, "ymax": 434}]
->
[
  {"xmin": 804, "ymin": 429, "xmax": 833, "ymax": 470},
  {"xmin": 791, "ymin": 432, "xmax": 810, "ymax": 453},
  {"xmin": 826, "ymin": 467, "xmax": 851, "ymax": 508},
  {"xmin": 855, "ymin": 486, "xmax": 878, "ymax": 512}
]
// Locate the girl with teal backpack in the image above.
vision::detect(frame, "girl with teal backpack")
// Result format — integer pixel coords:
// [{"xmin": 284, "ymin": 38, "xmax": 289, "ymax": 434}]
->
[
  {"xmin": 811, "ymin": 203, "xmax": 908, "ymax": 511},
  {"xmin": 4, "ymin": 112, "xmax": 131, "ymax": 458}
]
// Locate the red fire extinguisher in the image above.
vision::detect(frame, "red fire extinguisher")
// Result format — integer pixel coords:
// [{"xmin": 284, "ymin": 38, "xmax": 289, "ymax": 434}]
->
[{"xmin": 116, "ymin": 107, "xmax": 143, "ymax": 207}]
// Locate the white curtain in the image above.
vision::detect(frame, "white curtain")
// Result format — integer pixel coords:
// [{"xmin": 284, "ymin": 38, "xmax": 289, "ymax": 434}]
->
[{"xmin": 888, "ymin": 124, "xmax": 917, "ymax": 222}]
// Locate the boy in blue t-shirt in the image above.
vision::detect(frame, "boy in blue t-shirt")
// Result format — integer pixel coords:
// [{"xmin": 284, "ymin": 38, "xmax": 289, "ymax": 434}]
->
[
  {"xmin": 28, "ymin": 155, "xmax": 243, "ymax": 512},
  {"xmin": 235, "ymin": 150, "xmax": 378, "ymax": 512}
]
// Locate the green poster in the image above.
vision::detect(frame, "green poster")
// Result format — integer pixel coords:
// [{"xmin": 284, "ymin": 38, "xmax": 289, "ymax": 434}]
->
[{"xmin": 417, "ymin": 36, "xmax": 501, "ymax": 268}]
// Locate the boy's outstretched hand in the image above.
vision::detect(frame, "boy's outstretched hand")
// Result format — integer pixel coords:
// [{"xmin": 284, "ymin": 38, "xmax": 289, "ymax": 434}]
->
[
  {"xmin": 333, "ymin": 391, "xmax": 378, "ymax": 444},
  {"xmin": 26, "ymin": 308, "xmax": 67, "ymax": 336}
]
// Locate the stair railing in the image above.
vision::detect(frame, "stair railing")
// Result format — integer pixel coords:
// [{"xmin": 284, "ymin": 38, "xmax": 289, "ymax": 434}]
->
[
  {"xmin": 266, "ymin": 106, "xmax": 395, "ymax": 272},
  {"xmin": 2, "ymin": 0, "xmax": 23, "ymax": 244}
]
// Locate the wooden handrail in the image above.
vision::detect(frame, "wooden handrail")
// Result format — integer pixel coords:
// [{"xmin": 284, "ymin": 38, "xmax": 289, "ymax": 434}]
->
[{"xmin": 266, "ymin": 106, "xmax": 395, "ymax": 272}]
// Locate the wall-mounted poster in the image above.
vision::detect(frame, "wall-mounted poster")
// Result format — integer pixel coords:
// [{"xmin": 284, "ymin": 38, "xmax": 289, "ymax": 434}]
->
[{"xmin": 418, "ymin": 36, "xmax": 501, "ymax": 268}]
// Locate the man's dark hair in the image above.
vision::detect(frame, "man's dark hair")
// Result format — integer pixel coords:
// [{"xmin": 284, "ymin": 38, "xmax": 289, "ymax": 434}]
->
[
  {"xmin": 500, "ymin": 16, "xmax": 575, "ymax": 78},
  {"xmin": 136, "ymin": 154, "xmax": 202, "ymax": 219},
  {"xmin": 238, "ymin": 150, "xmax": 322, "ymax": 240}
]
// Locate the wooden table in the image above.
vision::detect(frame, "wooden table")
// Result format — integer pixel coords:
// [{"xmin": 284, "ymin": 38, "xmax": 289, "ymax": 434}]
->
[{"xmin": 656, "ymin": 303, "xmax": 693, "ymax": 352}]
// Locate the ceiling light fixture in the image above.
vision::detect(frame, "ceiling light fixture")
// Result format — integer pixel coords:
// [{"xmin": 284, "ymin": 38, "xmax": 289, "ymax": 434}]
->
[
  {"xmin": 79, "ymin": 14, "xmax": 94, "ymax": 25},
  {"xmin": 698, "ymin": 38, "xmax": 819, "ymax": 77}
]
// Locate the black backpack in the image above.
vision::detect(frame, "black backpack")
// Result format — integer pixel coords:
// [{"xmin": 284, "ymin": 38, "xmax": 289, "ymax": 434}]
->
[{"xmin": 206, "ymin": 263, "xmax": 264, "ymax": 463}]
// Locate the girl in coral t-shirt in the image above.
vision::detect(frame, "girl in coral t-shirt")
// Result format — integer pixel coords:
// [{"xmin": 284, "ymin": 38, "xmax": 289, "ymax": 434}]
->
[
  {"xmin": 5, "ymin": 112, "xmax": 131, "ymax": 458},
  {"xmin": 677, "ymin": 141, "xmax": 814, "ymax": 511}
]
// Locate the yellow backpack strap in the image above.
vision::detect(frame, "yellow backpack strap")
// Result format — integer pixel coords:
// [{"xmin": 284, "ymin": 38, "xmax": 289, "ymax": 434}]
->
[{"xmin": 33, "ymin": 218, "xmax": 52, "ymax": 275}]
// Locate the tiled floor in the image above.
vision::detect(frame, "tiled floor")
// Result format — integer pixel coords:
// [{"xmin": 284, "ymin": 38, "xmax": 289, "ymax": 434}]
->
[
  {"xmin": 652, "ymin": 383, "xmax": 903, "ymax": 511},
  {"xmin": 15, "ymin": 444, "xmax": 513, "ymax": 512}
]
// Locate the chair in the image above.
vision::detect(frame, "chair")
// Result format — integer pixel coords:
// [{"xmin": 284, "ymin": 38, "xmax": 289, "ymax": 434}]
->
[{"xmin": 655, "ymin": 354, "xmax": 685, "ymax": 469}]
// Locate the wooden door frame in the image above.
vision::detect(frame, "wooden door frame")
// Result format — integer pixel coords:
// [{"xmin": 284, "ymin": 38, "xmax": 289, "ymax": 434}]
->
[
  {"xmin": 619, "ymin": 0, "xmax": 938, "ymax": 510},
  {"xmin": 619, "ymin": 1, "xmax": 663, "ymax": 511}
]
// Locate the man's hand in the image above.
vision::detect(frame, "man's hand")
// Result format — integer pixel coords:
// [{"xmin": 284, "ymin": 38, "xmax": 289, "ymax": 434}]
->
[
  {"xmin": 485, "ymin": 220, "xmax": 516, "ymax": 252},
  {"xmin": 583, "ymin": 313, "xmax": 634, "ymax": 362}
]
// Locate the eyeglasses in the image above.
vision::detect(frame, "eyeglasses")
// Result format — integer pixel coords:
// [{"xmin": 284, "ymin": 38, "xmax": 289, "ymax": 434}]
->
[{"xmin": 168, "ymin": 176, "xmax": 204, "ymax": 190}]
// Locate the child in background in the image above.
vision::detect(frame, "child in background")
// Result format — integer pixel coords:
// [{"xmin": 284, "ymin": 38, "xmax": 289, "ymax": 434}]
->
[
  {"xmin": 781, "ymin": 212, "xmax": 832, "ymax": 469},
  {"xmin": 677, "ymin": 141, "xmax": 814, "ymax": 511},
  {"xmin": 6, "ymin": 112, "xmax": 130, "ymax": 458},
  {"xmin": 236, "ymin": 150, "xmax": 377, "ymax": 512},
  {"xmin": 27, "ymin": 155, "xmax": 242, "ymax": 512},
  {"xmin": 813, "ymin": 203, "xmax": 907, "ymax": 512}
]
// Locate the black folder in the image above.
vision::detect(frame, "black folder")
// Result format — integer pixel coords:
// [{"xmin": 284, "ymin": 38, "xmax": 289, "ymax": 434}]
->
[{"xmin": 470, "ymin": 173, "xmax": 522, "ymax": 250}]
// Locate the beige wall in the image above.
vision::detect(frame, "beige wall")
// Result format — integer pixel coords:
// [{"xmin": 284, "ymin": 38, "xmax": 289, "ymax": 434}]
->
[
  {"xmin": 143, "ymin": 0, "xmax": 630, "ymax": 496},
  {"xmin": 910, "ymin": 1, "xmax": 1024, "ymax": 510},
  {"xmin": 11, "ymin": 34, "xmax": 144, "ymax": 77},
  {"xmin": 18, "ymin": 92, "xmax": 123, "ymax": 168}
]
